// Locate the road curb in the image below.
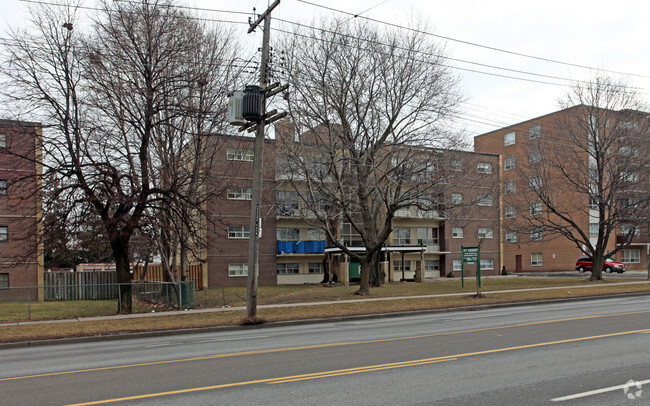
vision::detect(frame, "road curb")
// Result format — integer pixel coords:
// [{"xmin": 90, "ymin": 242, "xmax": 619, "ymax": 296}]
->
[{"xmin": 2, "ymin": 290, "xmax": 648, "ymax": 350}]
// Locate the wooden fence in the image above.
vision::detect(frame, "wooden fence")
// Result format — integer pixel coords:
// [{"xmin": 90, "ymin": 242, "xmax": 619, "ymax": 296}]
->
[
  {"xmin": 133, "ymin": 263, "xmax": 204, "ymax": 290},
  {"xmin": 44, "ymin": 271, "xmax": 118, "ymax": 301}
]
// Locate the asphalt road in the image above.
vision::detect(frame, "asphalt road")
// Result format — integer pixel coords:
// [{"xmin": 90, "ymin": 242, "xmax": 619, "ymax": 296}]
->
[{"xmin": 2, "ymin": 295, "xmax": 650, "ymax": 405}]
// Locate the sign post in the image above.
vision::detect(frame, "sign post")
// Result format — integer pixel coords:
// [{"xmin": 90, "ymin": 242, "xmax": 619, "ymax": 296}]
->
[{"xmin": 461, "ymin": 245, "xmax": 480, "ymax": 290}]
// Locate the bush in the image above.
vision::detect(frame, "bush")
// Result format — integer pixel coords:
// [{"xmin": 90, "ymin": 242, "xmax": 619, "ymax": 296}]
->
[
  {"xmin": 446, "ymin": 271, "xmax": 455, "ymax": 278},
  {"xmin": 501, "ymin": 266, "xmax": 508, "ymax": 276}
]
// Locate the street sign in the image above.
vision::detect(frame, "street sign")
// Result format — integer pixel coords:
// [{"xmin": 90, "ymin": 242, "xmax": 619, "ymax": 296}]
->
[{"xmin": 462, "ymin": 246, "xmax": 479, "ymax": 264}]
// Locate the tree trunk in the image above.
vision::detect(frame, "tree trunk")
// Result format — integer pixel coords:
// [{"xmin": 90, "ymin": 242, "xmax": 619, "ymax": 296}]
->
[
  {"xmin": 357, "ymin": 258, "xmax": 371, "ymax": 295},
  {"xmin": 111, "ymin": 237, "xmax": 133, "ymax": 314},
  {"xmin": 370, "ymin": 252, "xmax": 383, "ymax": 287},
  {"xmin": 590, "ymin": 256, "xmax": 604, "ymax": 281}
]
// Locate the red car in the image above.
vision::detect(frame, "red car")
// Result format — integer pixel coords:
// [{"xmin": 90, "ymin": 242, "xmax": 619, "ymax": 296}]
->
[{"xmin": 575, "ymin": 256, "xmax": 627, "ymax": 273}]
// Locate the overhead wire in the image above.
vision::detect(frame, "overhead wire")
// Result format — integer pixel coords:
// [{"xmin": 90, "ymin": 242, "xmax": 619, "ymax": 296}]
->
[
  {"xmin": 296, "ymin": 0, "xmax": 650, "ymax": 80},
  {"xmin": 10, "ymin": 0, "xmax": 650, "ymax": 136}
]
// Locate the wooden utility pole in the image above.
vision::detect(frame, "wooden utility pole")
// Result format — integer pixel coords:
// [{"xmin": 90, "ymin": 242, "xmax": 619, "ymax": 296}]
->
[{"xmin": 245, "ymin": 0, "xmax": 280, "ymax": 321}]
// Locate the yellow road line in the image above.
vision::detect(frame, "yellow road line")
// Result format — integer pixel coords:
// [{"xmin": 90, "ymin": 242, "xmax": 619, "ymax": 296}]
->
[
  {"xmin": 66, "ymin": 327, "xmax": 650, "ymax": 406},
  {"xmin": 2, "ymin": 309, "xmax": 649, "ymax": 383},
  {"xmin": 268, "ymin": 358, "xmax": 458, "ymax": 384}
]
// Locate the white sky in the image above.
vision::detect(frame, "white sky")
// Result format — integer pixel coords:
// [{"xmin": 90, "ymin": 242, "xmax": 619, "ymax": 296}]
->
[{"xmin": 2, "ymin": 0, "xmax": 649, "ymax": 136}]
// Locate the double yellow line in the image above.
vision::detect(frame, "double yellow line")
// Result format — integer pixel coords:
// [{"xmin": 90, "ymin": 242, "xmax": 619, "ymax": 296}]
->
[{"xmin": 66, "ymin": 327, "xmax": 650, "ymax": 405}]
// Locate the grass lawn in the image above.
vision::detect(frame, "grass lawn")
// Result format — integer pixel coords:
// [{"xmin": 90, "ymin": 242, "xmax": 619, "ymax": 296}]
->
[{"xmin": 1, "ymin": 277, "xmax": 649, "ymax": 343}]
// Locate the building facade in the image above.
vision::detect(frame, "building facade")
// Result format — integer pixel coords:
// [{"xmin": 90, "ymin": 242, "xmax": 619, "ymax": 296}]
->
[
  {"xmin": 474, "ymin": 107, "xmax": 649, "ymax": 272},
  {"xmin": 203, "ymin": 125, "xmax": 501, "ymax": 287},
  {"xmin": 0, "ymin": 120, "xmax": 43, "ymax": 296}
]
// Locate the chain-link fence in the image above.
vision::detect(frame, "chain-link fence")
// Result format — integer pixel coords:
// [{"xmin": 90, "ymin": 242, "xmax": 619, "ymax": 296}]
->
[{"xmin": 0, "ymin": 281, "xmax": 196, "ymax": 320}]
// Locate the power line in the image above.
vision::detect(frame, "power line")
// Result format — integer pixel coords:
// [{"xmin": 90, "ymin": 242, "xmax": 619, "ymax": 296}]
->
[
  {"xmin": 296, "ymin": 0, "xmax": 650, "ymax": 80},
  {"xmin": 273, "ymin": 20, "xmax": 650, "ymax": 97}
]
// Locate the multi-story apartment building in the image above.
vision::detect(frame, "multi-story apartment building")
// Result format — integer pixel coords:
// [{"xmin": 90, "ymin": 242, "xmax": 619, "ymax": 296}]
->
[
  {"xmin": 203, "ymin": 124, "xmax": 501, "ymax": 287},
  {"xmin": 474, "ymin": 106, "xmax": 649, "ymax": 272},
  {"xmin": 0, "ymin": 120, "xmax": 43, "ymax": 297}
]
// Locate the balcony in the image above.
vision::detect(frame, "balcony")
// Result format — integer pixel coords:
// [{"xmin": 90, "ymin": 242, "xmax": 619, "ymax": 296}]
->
[
  {"xmin": 394, "ymin": 207, "xmax": 443, "ymax": 219},
  {"xmin": 277, "ymin": 240, "xmax": 327, "ymax": 254},
  {"xmin": 616, "ymin": 234, "xmax": 650, "ymax": 245}
]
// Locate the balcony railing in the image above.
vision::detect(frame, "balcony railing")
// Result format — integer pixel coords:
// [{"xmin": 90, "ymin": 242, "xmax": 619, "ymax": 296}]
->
[
  {"xmin": 394, "ymin": 207, "xmax": 442, "ymax": 219},
  {"xmin": 616, "ymin": 234, "xmax": 650, "ymax": 244}
]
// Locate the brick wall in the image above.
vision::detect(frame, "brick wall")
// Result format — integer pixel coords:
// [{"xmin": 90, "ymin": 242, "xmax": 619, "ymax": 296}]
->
[{"xmin": 0, "ymin": 120, "xmax": 42, "ymax": 288}]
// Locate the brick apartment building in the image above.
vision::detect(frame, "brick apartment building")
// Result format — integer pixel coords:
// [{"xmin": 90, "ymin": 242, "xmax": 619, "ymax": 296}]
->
[
  {"xmin": 202, "ymin": 125, "xmax": 501, "ymax": 287},
  {"xmin": 0, "ymin": 120, "xmax": 43, "ymax": 296},
  {"xmin": 474, "ymin": 106, "xmax": 649, "ymax": 273}
]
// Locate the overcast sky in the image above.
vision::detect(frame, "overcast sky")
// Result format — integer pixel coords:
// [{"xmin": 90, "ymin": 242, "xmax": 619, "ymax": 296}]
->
[{"xmin": 2, "ymin": 0, "xmax": 649, "ymax": 136}]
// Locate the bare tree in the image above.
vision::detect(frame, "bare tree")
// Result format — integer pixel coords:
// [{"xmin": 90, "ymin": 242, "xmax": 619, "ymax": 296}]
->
[
  {"xmin": 278, "ymin": 18, "xmax": 463, "ymax": 294},
  {"xmin": 2, "ymin": 0, "xmax": 239, "ymax": 312},
  {"xmin": 512, "ymin": 76, "xmax": 649, "ymax": 280}
]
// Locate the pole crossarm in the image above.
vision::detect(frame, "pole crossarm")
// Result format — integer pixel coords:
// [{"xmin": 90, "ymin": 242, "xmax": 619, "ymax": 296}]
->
[{"xmin": 247, "ymin": 0, "xmax": 281, "ymax": 33}]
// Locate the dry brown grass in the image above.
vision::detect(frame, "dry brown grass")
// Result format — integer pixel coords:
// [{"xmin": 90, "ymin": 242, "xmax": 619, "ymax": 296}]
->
[{"xmin": 1, "ymin": 278, "xmax": 649, "ymax": 344}]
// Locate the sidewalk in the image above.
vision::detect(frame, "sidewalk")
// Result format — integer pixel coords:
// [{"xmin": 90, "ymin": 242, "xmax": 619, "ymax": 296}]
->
[{"xmin": 4, "ymin": 279, "xmax": 649, "ymax": 327}]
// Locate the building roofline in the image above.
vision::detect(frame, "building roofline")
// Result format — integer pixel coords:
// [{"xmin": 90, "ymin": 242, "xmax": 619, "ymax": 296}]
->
[
  {"xmin": 0, "ymin": 119, "xmax": 42, "ymax": 127},
  {"xmin": 473, "ymin": 105, "xmax": 584, "ymax": 138},
  {"xmin": 474, "ymin": 104, "xmax": 650, "ymax": 139}
]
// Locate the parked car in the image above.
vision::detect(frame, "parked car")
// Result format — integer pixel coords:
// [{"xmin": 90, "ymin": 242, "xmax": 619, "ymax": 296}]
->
[{"xmin": 575, "ymin": 256, "xmax": 627, "ymax": 273}]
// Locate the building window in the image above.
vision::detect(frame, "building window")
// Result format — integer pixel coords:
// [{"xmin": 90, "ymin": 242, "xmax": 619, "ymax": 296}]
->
[
  {"xmin": 452, "ymin": 260, "xmax": 462, "ymax": 271},
  {"xmin": 529, "ymin": 150, "xmax": 541, "ymax": 164},
  {"xmin": 589, "ymin": 223, "xmax": 598, "ymax": 239},
  {"xmin": 340, "ymin": 222, "xmax": 362, "ymax": 246},
  {"xmin": 620, "ymin": 172, "xmax": 639, "ymax": 183},
  {"xmin": 451, "ymin": 159, "xmax": 462, "ymax": 172},
  {"xmin": 451, "ymin": 193, "xmax": 463, "ymax": 204},
  {"xmin": 530, "ymin": 201, "xmax": 542, "ymax": 216},
  {"xmin": 505, "ymin": 181, "xmax": 516, "ymax": 195},
  {"xmin": 452, "ymin": 227, "xmax": 463, "ymax": 238},
  {"xmin": 228, "ymin": 263, "xmax": 248, "ymax": 277},
  {"xmin": 227, "ymin": 187, "xmax": 252, "ymax": 200},
  {"xmin": 530, "ymin": 227, "xmax": 543, "ymax": 241},
  {"xmin": 393, "ymin": 260, "xmax": 411, "ymax": 272},
  {"xmin": 529, "ymin": 176, "xmax": 542, "ymax": 190},
  {"xmin": 228, "ymin": 226, "xmax": 250, "ymax": 239},
  {"xmin": 0, "ymin": 134, "xmax": 6, "ymax": 149},
  {"xmin": 620, "ymin": 198, "xmax": 638, "ymax": 209},
  {"xmin": 622, "ymin": 249, "xmax": 640, "ymax": 263},
  {"xmin": 506, "ymin": 230, "xmax": 517, "ymax": 243},
  {"xmin": 531, "ymin": 253, "xmax": 543, "ymax": 266},
  {"xmin": 478, "ymin": 195, "xmax": 493, "ymax": 206},
  {"xmin": 589, "ymin": 197, "xmax": 598, "ymax": 210},
  {"xmin": 621, "ymin": 224, "xmax": 640, "ymax": 236},
  {"xmin": 393, "ymin": 227, "xmax": 411, "ymax": 245},
  {"xmin": 478, "ymin": 227, "xmax": 493, "ymax": 239},
  {"xmin": 425, "ymin": 260, "xmax": 440, "ymax": 271},
  {"xmin": 477, "ymin": 163, "xmax": 492, "ymax": 174},
  {"xmin": 480, "ymin": 259, "xmax": 494, "ymax": 270},
  {"xmin": 307, "ymin": 228, "xmax": 325, "ymax": 241},
  {"xmin": 226, "ymin": 148, "xmax": 254, "ymax": 161},
  {"xmin": 505, "ymin": 206, "xmax": 516, "ymax": 219},
  {"xmin": 308, "ymin": 262, "xmax": 324, "ymax": 273},
  {"xmin": 0, "ymin": 180, "xmax": 6, "ymax": 195},
  {"xmin": 277, "ymin": 263, "xmax": 300, "ymax": 274},
  {"xmin": 276, "ymin": 190, "xmax": 299, "ymax": 216},
  {"xmin": 277, "ymin": 228, "xmax": 299, "ymax": 241},
  {"xmin": 504, "ymin": 131, "xmax": 515, "ymax": 146},
  {"xmin": 504, "ymin": 156, "xmax": 515, "ymax": 170},
  {"xmin": 0, "ymin": 273, "xmax": 8, "ymax": 289},
  {"xmin": 0, "ymin": 226, "xmax": 7, "ymax": 242},
  {"xmin": 417, "ymin": 227, "xmax": 438, "ymax": 245},
  {"xmin": 619, "ymin": 145, "xmax": 632, "ymax": 156},
  {"xmin": 529, "ymin": 124, "xmax": 541, "ymax": 139}
]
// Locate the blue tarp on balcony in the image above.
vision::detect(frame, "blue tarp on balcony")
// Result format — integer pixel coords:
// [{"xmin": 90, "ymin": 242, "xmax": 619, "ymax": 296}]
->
[{"xmin": 277, "ymin": 240, "xmax": 326, "ymax": 254}]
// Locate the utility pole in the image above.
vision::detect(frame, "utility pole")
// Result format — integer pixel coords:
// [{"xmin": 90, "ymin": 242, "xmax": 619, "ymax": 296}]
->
[{"xmin": 245, "ymin": 0, "xmax": 280, "ymax": 321}]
